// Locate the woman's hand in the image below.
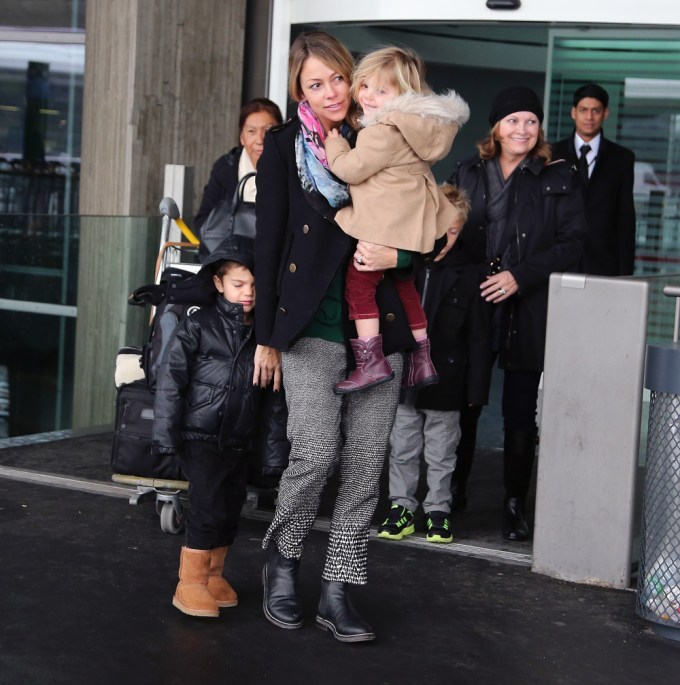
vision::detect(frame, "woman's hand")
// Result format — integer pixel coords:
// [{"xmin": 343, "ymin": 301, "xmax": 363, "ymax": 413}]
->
[
  {"xmin": 253, "ymin": 344, "xmax": 282, "ymax": 391},
  {"xmin": 480, "ymin": 270, "xmax": 519, "ymax": 303},
  {"xmin": 327, "ymin": 128, "xmax": 340, "ymax": 139},
  {"xmin": 354, "ymin": 240, "xmax": 398, "ymax": 271},
  {"xmin": 434, "ymin": 223, "xmax": 462, "ymax": 262}
]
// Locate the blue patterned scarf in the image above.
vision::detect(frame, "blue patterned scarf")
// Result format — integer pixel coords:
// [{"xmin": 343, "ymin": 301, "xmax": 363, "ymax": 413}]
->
[{"xmin": 296, "ymin": 100, "xmax": 351, "ymax": 209}]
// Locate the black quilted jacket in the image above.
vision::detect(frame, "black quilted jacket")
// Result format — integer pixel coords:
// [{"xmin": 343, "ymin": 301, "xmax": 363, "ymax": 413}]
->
[{"xmin": 152, "ymin": 295, "xmax": 260, "ymax": 454}]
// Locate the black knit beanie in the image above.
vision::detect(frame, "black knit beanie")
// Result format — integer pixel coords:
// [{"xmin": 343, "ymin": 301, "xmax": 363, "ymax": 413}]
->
[{"xmin": 488, "ymin": 86, "xmax": 544, "ymax": 126}]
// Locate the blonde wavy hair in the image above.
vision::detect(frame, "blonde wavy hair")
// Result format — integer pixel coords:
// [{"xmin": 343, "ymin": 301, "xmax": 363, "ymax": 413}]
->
[
  {"xmin": 350, "ymin": 46, "xmax": 430, "ymax": 104},
  {"xmin": 439, "ymin": 183, "xmax": 471, "ymax": 225},
  {"xmin": 477, "ymin": 121, "xmax": 552, "ymax": 163}
]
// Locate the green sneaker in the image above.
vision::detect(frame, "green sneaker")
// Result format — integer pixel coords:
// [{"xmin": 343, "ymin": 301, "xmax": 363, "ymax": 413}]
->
[
  {"xmin": 426, "ymin": 511, "xmax": 453, "ymax": 543},
  {"xmin": 378, "ymin": 504, "xmax": 415, "ymax": 540}
]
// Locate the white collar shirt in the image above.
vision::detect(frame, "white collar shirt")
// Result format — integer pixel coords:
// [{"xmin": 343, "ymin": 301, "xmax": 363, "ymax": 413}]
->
[{"xmin": 574, "ymin": 132, "xmax": 602, "ymax": 178}]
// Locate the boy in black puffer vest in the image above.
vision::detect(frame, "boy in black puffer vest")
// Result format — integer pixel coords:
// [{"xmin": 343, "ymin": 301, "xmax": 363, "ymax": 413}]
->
[{"xmin": 153, "ymin": 235, "xmax": 261, "ymax": 618}]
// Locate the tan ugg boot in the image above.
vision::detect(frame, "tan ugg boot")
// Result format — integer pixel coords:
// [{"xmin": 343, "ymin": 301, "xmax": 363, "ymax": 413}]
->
[
  {"xmin": 172, "ymin": 547, "xmax": 220, "ymax": 617},
  {"xmin": 207, "ymin": 546, "xmax": 238, "ymax": 608}
]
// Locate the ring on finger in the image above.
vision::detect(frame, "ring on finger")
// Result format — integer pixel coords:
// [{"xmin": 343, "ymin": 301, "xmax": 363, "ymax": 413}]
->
[
  {"xmin": 356, "ymin": 254, "xmax": 364, "ymax": 265},
  {"xmin": 499, "ymin": 288, "xmax": 506, "ymax": 296}
]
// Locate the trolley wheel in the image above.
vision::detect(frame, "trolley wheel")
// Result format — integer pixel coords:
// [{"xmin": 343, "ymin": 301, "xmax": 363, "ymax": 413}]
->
[{"xmin": 160, "ymin": 501, "xmax": 185, "ymax": 535}]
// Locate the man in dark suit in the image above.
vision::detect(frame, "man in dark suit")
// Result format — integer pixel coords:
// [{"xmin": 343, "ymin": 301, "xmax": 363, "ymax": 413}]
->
[{"xmin": 552, "ymin": 83, "xmax": 636, "ymax": 276}]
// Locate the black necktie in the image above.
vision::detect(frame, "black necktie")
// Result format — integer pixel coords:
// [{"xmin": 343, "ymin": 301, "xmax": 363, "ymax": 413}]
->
[{"xmin": 579, "ymin": 144, "xmax": 592, "ymax": 184}]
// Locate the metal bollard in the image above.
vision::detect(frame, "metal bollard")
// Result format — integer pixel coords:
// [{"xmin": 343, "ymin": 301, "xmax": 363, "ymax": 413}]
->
[{"xmin": 636, "ymin": 284, "xmax": 680, "ymax": 640}]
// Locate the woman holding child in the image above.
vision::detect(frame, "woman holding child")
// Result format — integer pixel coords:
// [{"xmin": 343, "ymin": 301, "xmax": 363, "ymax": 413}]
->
[{"xmin": 253, "ymin": 32, "xmax": 433, "ymax": 643}]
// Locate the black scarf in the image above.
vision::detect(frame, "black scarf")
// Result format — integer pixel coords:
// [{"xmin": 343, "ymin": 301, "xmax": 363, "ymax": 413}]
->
[{"xmin": 486, "ymin": 157, "xmax": 518, "ymax": 264}]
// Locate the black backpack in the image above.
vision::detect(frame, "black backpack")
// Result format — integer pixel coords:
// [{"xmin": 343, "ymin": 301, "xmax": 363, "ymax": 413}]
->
[{"xmin": 128, "ymin": 267, "xmax": 216, "ymax": 391}]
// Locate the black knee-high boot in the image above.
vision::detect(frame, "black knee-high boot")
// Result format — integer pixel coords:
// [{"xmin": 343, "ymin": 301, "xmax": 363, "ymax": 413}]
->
[
  {"xmin": 502, "ymin": 429, "xmax": 537, "ymax": 541},
  {"xmin": 451, "ymin": 405, "xmax": 482, "ymax": 511}
]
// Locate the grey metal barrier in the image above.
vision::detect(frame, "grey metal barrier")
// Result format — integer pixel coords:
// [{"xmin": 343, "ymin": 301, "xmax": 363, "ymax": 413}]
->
[
  {"xmin": 637, "ymin": 284, "xmax": 680, "ymax": 641},
  {"xmin": 533, "ymin": 274, "xmax": 648, "ymax": 588}
]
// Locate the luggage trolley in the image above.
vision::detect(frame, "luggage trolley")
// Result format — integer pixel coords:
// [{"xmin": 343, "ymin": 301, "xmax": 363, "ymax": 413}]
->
[{"xmin": 111, "ymin": 197, "xmax": 200, "ymax": 534}]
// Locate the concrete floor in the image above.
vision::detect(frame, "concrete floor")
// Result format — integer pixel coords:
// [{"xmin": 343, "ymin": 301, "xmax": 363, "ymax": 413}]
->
[{"xmin": 1, "ymin": 431, "xmax": 679, "ymax": 683}]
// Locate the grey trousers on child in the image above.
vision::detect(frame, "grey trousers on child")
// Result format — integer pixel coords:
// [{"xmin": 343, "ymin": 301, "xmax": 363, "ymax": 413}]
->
[
  {"xmin": 262, "ymin": 337, "xmax": 402, "ymax": 585},
  {"xmin": 388, "ymin": 403, "xmax": 462, "ymax": 515}
]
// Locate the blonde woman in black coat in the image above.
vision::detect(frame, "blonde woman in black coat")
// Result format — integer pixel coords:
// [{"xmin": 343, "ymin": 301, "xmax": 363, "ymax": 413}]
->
[{"xmin": 454, "ymin": 87, "xmax": 586, "ymax": 542}]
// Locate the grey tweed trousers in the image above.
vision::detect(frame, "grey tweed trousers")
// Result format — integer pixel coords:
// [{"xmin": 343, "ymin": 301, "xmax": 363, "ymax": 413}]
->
[{"xmin": 262, "ymin": 337, "xmax": 402, "ymax": 584}]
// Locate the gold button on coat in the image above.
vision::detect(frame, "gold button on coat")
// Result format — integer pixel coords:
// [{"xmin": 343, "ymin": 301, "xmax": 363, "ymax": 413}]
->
[
  {"xmin": 289, "ymin": 263, "xmax": 297, "ymax": 273},
  {"xmin": 385, "ymin": 313, "xmax": 396, "ymax": 322}
]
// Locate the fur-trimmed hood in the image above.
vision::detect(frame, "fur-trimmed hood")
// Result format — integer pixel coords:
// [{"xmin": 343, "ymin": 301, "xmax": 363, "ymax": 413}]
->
[
  {"xmin": 359, "ymin": 90, "xmax": 470, "ymax": 163},
  {"xmin": 359, "ymin": 90, "xmax": 470, "ymax": 128}
]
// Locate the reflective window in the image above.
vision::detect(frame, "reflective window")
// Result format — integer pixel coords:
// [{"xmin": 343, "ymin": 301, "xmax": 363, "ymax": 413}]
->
[
  {"xmin": 0, "ymin": 40, "xmax": 84, "ymax": 215},
  {"xmin": 0, "ymin": 1, "xmax": 85, "ymax": 30},
  {"xmin": 1, "ymin": 32, "xmax": 85, "ymax": 438}
]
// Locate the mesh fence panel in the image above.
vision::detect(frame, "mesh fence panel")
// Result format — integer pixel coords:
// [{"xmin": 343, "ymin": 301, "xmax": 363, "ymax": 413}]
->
[{"xmin": 637, "ymin": 391, "xmax": 680, "ymax": 630}]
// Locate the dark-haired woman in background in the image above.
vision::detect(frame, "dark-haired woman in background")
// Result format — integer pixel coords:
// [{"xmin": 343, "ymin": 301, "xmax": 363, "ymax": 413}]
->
[{"xmin": 194, "ymin": 97, "xmax": 283, "ymax": 233}]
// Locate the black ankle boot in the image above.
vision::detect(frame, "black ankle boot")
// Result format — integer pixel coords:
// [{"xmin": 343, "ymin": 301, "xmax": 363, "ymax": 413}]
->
[
  {"xmin": 503, "ymin": 496, "xmax": 530, "ymax": 541},
  {"xmin": 315, "ymin": 579, "xmax": 375, "ymax": 643},
  {"xmin": 262, "ymin": 548, "xmax": 303, "ymax": 629}
]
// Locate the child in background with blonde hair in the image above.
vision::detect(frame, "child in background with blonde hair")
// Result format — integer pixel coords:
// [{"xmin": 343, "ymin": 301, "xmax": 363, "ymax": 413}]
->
[{"xmin": 325, "ymin": 46, "xmax": 469, "ymax": 394}]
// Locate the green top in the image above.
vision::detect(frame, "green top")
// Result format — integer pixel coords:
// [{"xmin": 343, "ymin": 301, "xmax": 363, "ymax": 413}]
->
[{"xmin": 302, "ymin": 250, "xmax": 413, "ymax": 343}]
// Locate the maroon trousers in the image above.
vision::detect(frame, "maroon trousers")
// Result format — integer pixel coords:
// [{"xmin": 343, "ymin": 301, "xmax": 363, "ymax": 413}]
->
[{"xmin": 345, "ymin": 262, "xmax": 426, "ymax": 331}]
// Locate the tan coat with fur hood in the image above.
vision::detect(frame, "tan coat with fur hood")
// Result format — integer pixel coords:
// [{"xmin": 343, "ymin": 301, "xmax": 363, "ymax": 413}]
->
[{"xmin": 326, "ymin": 90, "xmax": 470, "ymax": 253}]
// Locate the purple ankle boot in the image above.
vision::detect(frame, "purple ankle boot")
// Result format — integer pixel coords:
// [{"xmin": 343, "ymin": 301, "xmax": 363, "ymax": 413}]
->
[
  {"xmin": 334, "ymin": 334, "xmax": 394, "ymax": 394},
  {"xmin": 402, "ymin": 338, "xmax": 439, "ymax": 390}
]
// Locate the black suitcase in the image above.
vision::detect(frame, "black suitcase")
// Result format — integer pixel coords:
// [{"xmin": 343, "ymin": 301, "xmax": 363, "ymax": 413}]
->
[{"xmin": 111, "ymin": 379, "xmax": 183, "ymax": 480}]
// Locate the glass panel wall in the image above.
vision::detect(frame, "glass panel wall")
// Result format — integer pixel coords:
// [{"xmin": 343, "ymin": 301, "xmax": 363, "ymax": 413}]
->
[
  {"xmin": 547, "ymin": 30, "xmax": 680, "ymax": 342},
  {"xmin": 0, "ymin": 215, "xmax": 159, "ymax": 439},
  {"xmin": 0, "ymin": 25, "xmax": 87, "ymax": 439}
]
